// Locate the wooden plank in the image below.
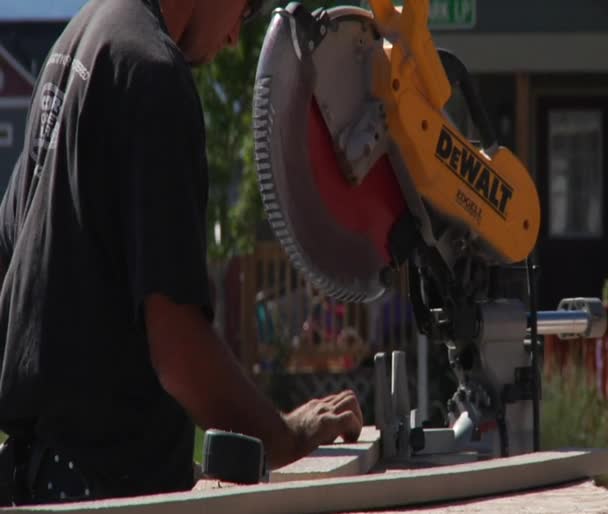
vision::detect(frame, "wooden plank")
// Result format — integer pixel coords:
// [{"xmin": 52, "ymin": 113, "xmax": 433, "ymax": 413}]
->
[
  {"xmin": 17, "ymin": 448, "xmax": 608, "ymax": 514},
  {"xmin": 270, "ymin": 426, "xmax": 380, "ymax": 483}
]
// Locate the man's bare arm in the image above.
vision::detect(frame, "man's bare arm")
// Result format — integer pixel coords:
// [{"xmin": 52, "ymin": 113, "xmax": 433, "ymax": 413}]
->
[{"xmin": 145, "ymin": 293, "xmax": 363, "ymax": 469}]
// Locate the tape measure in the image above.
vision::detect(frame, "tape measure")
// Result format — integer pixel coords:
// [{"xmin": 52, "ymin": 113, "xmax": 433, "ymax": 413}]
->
[{"xmin": 202, "ymin": 429, "xmax": 267, "ymax": 484}]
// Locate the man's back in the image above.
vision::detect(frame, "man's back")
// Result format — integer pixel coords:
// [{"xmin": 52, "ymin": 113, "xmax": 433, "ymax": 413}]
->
[{"xmin": 0, "ymin": 0, "xmax": 213, "ymax": 497}]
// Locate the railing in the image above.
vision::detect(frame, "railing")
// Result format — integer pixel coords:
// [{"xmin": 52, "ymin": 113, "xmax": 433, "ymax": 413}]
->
[{"xmin": 239, "ymin": 242, "xmax": 414, "ymax": 375}]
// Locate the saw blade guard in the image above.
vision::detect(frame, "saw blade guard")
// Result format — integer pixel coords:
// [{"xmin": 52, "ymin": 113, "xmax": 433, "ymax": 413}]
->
[{"xmin": 253, "ymin": 4, "xmax": 408, "ymax": 303}]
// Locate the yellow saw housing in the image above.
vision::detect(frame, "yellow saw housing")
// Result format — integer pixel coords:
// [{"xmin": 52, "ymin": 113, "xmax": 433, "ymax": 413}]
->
[{"xmin": 369, "ymin": 0, "xmax": 540, "ymax": 263}]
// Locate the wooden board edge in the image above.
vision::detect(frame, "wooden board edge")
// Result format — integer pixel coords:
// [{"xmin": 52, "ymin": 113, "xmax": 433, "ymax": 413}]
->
[
  {"xmin": 270, "ymin": 426, "xmax": 380, "ymax": 483},
  {"xmin": 13, "ymin": 449, "xmax": 608, "ymax": 514},
  {"xmin": 270, "ymin": 439, "xmax": 380, "ymax": 483}
]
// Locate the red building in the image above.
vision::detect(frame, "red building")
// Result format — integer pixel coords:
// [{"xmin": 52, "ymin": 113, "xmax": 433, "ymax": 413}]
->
[{"xmin": 0, "ymin": 44, "xmax": 34, "ymax": 192}]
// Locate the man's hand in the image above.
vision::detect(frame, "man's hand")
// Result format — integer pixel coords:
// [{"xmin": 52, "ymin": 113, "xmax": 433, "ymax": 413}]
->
[{"xmin": 273, "ymin": 390, "xmax": 363, "ymax": 468}]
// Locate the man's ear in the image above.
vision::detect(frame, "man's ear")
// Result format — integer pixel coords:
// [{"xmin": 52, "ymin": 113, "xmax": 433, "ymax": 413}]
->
[{"xmin": 159, "ymin": 0, "xmax": 195, "ymax": 43}]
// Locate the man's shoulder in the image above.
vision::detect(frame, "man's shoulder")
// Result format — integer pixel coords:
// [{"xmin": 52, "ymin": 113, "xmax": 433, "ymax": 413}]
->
[{"xmin": 63, "ymin": 0, "xmax": 183, "ymax": 81}]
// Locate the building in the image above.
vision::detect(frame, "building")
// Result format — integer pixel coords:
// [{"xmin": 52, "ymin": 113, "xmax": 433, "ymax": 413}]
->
[
  {"xmin": 0, "ymin": 44, "xmax": 34, "ymax": 191},
  {"xmin": 0, "ymin": 0, "xmax": 85, "ymax": 192}
]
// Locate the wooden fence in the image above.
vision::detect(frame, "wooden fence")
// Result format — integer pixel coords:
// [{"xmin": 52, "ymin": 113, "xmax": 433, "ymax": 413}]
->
[{"xmin": 237, "ymin": 242, "xmax": 414, "ymax": 375}]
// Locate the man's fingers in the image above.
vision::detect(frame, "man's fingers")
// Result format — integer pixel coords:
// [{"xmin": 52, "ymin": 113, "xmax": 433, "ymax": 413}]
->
[
  {"xmin": 318, "ymin": 410, "xmax": 362, "ymax": 445},
  {"xmin": 334, "ymin": 410, "xmax": 362, "ymax": 443},
  {"xmin": 318, "ymin": 390, "xmax": 353, "ymax": 408},
  {"xmin": 326, "ymin": 389, "xmax": 355, "ymax": 405},
  {"xmin": 332, "ymin": 392, "xmax": 363, "ymax": 426}
]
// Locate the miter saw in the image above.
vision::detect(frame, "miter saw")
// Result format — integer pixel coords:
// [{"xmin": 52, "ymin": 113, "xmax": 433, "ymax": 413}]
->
[{"xmin": 252, "ymin": 0, "xmax": 607, "ymax": 463}]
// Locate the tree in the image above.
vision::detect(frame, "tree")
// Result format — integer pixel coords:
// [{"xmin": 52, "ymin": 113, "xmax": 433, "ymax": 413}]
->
[
  {"xmin": 192, "ymin": 18, "xmax": 264, "ymax": 259},
  {"xmin": 194, "ymin": 1, "xmax": 359, "ymax": 258}
]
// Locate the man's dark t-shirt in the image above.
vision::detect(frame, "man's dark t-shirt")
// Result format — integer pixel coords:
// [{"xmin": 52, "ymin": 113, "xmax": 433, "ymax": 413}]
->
[{"xmin": 0, "ymin": 0, "xmax": 213, "ymax": 495}]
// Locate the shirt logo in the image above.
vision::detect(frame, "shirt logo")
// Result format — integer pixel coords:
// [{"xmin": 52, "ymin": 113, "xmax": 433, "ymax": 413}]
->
[{"xmin": 29, "ymin": 53, "xmax": 91, "ymax": 176}]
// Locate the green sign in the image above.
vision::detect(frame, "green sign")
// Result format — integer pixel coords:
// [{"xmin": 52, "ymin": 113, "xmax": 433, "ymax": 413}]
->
[
  {"xmin": 428, "ymin": 0, "xmax": 477, "ymax": 29},
  {"xmin": 359, "ymin": 0, "xmax": 477, "ymax": 30}
]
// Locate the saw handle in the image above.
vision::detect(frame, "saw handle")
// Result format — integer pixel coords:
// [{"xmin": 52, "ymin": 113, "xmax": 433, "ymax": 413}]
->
[{"xmin": 438, "ymin": 49, "xmax": 498, "ymax": 151}]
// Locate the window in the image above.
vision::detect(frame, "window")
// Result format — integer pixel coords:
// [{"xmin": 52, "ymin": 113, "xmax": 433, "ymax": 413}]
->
[
  {"xmin": 0, "ymin": 123, "xmax": 13, "ymax": 148},
  {"xmin": 548, "ymin": 109, "xmax": 603, "ymax": 238}
]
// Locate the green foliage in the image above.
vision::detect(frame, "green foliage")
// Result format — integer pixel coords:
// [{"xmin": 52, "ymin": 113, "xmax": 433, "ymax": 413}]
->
[
  {"xmin": 541, "ymin": 367, "xmax": 608, "ymax": 450},
  {"xmin": 192, "ymin": 18, "xmax": 266, "ymax": 258},
  {"xmin": 194, "ymin": 427, "xmax": 205, "ymax": 464},
  {"xmin": 194, "ymin": 1, "xmax": 360, "ymax": 257}
]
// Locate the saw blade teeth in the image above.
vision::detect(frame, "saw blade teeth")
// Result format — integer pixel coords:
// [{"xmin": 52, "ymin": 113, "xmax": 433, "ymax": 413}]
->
[
  {"xmin": 254, "ymin": 84, "xmax": 270, "ymax": 98},
  {"xmin": 251, "ymin": 66, "xmax": 384, "ymax": 304},
  {"xmin": 265, "ymin": 202, "xmax": 279, "ymax": 211},
  {"xmin": 259, "ymin": 182, "xmax": 274, "ymax": 192},
  {"xmin": 256, "ymin": 76, "xmax": 272, "ymax": 89}
]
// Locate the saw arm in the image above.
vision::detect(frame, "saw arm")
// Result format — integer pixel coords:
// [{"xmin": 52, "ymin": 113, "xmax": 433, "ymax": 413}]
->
[{"xmin": 367, "ymin": 0, "xmax": 540, "ymax": 264}]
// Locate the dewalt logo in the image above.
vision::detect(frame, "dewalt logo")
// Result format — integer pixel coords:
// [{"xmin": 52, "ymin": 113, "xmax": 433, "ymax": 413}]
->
[{"xmin": 435, "ymin": 126, "xmax": 513, "ymax": 219}]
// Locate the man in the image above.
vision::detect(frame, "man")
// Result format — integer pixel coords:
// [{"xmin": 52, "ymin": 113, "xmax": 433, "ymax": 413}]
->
[{"xmin": 0, "ymin": 0, "xmax": 363, "ymax": 505}]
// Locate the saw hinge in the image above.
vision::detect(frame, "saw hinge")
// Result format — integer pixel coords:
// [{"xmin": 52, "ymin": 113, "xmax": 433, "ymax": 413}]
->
[{"xmin": 285, "ymin": 4, "xmax": 331, "ymax": 54}]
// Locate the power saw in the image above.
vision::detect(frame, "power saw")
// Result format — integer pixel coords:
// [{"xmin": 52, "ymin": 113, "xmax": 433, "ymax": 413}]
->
[
  {"xmin": 253, "ymin": 0, "xmax": 540, "ymax": 305},
  {"xmin": 253, "ymin": 0, "xmax": 542, "ymax": 356},
  {"xmin": 252, "ymin": 0, "xmax": 608, "ymax": 462},
  {"xmin": 253, "ymin": 0, "xmax": 606, "ymax": 460}
]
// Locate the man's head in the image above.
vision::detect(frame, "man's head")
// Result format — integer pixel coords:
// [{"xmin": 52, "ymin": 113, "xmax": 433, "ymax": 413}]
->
[{"xmin": 159, "ymin": 0, "xmax": 251, "ymax": 64}]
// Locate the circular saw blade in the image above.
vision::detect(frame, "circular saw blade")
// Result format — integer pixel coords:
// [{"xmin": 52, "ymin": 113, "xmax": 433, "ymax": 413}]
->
[{"xmin": 253, "ymin": 5, "xmax": 408, "ymax": 303}]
